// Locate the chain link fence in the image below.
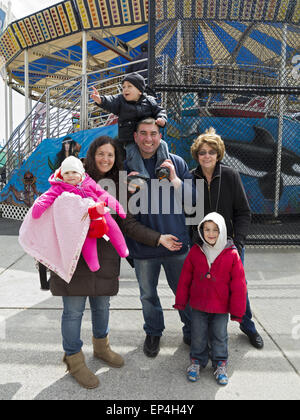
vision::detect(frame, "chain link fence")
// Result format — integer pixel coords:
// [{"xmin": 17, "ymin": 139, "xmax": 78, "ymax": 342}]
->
[{"xmin": 149, "ymin": 0, "xmax": 300, "ymax": 246}]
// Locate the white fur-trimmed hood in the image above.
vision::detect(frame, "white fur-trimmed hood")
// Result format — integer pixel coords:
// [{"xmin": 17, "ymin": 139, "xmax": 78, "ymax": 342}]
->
[{"xmin": 198, "ymin": 212, "xmax": 231, "ymax": 267}]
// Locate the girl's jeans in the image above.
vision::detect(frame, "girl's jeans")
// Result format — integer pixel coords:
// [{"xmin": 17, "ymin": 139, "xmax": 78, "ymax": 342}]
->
[
  {"xmin": 61, "ymin": 296, "xmax": 110, "ymax": 356},
  {"xmin": 190, "ymin": 309, "xmax": 229, "ymax": 368}
]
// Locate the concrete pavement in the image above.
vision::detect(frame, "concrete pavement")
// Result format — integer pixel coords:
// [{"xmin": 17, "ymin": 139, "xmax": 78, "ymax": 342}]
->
[{"xmin": 0, "ymin": 218, "xmax": 300, "ymax": 401}]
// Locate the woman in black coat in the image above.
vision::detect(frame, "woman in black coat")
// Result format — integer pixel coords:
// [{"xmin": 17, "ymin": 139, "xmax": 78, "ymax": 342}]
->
[
  {"xmin": 190, "ymin": 127, "xmax": 264, "ymax": 350},
  {"xmin": 50, "ymin": 136, "xmax": 162, "ymax": 389}
]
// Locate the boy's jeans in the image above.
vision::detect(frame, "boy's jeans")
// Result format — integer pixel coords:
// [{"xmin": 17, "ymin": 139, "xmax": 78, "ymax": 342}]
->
[
  {"xmin": 61, "ymin": 296, "xmax": 110, "ymax": 356},
  {"xmin": 190, "ymin": 309, "xmax": 229, "ymax": 368},
  {"xmin": 134, "ymin": 252, "xmax": 191, "ymax": 338}
]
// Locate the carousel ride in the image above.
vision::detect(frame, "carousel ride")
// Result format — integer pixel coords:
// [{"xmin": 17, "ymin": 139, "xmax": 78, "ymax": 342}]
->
[
  {"xmin": 0, "ymin": 0, "xmax": 299, "ymax": 241},
  {"xmin": 0, "ymin": 0, "xmax": 148, "ymax": 216},
  {"xmin": 148, "ymin": 0, "xmax": 300, "ymax": 228}
]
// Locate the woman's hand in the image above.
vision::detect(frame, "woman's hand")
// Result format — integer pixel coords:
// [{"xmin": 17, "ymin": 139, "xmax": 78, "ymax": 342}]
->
[
  {"xmin": 95, "ymin": 201, "xmax": 106, "ymax": 215},
  {"xmin": 91, "ymin": 86, "xmax": 102, "ymax": 104},
  {"xmin": 158, "ymin": 234, "xmax": 183, "ymax": 251}
]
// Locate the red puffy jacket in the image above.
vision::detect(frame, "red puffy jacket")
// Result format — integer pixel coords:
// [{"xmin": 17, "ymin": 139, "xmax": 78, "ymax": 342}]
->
[{"xmin": 174, "ymin": 243, "xmax": 247, "ymax": 322}]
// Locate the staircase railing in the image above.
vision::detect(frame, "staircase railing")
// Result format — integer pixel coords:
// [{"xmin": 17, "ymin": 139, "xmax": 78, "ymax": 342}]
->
[{"xmin": 0, "ymin": 59, "xmax": 148, "ymax": 190}]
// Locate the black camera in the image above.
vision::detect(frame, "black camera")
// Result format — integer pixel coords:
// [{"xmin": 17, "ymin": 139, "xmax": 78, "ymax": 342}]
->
[{"xmin": 156, "ymin": 167, "xmax": 170, "ymax": 181}]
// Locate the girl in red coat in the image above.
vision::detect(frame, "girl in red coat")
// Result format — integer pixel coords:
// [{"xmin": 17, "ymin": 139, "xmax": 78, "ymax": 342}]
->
[{"xmin": 174, "ymin": 212, "xmax": 247, "ymax": 385}]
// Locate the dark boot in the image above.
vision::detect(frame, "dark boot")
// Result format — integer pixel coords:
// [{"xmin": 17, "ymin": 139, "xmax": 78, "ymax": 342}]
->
[
  {"xmin": 39, "ymin": 263, "xmax": 50, "ymax": 290},
  {"xmin": 240, "ymin": 326, "xmax": 264, "ymax": 349},
  {"xmin": 143, "ymin": 335, "xmax": 160, "ymax": 358}
]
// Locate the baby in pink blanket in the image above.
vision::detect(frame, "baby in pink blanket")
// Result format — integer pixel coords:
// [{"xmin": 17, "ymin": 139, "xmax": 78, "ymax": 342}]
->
[{"xmin": 32, "ymin": 156, "xmax": 129, "ymax": 272}]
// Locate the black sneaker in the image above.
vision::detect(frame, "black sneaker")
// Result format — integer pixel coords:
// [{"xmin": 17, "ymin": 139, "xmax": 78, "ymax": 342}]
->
[{"xmin": 143, "ymin": 335, "xmax": 160, "ymax": 358}]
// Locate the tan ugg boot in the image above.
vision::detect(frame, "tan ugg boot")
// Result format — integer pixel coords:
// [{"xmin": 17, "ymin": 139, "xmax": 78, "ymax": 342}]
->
[
  {"xmin": 93, "ymin": 336, "xmax": 124, "ymax": 368},
  {"xmin": 63, "ymin": 350, "xmax": 99, "ymax": 389}
]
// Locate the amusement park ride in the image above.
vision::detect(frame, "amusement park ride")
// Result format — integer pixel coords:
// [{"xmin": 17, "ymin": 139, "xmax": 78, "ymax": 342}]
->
[
  {"xmin": 0, "ymin": 0, "xmax": 299, "ymax": 246},
  {"xmin": 0, "ymin": 0, "xmax": 149, "ymax": 193}
]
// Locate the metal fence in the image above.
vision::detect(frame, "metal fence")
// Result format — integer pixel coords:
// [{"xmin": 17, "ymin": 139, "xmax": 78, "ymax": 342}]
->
[{"xmin": 149, "ymin": 0, "xmax": 300, "ymax": 246}]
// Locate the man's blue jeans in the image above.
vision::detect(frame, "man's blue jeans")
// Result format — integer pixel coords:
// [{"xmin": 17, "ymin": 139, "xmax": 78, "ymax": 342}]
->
[
  {"xmin": 61, "ymin": 296, "xmax": 110, "ymax": 356},
  {"xmin": 190, "ymin": 310, "xmax": 229, "ymax": 368},
  {"xmin": 240, "ymin": 248, "xmax": 257, "ymax": 334},
  {"xmin": 133, "ymin": 252, "xmax": 191, "ymax": 338}
]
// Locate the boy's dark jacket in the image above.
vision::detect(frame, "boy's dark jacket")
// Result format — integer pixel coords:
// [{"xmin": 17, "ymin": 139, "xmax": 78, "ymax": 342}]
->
[{"xmin": 96, "ymin": 93, "xmax": 167, "ymax": 144}]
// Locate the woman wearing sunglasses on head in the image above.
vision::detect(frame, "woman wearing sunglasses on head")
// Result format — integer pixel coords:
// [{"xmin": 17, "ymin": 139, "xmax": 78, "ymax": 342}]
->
[{"xmin": 189, "ymin": 127, "xmax": 264, "ymax": 350}]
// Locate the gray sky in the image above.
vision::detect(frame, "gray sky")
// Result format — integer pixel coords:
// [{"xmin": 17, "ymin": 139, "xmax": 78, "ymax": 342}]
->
[{"xmin": 0, "ymin": 0, "xmax": 58, "ymax": 144}]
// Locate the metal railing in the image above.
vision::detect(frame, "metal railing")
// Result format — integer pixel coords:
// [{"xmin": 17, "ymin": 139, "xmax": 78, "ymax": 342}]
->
[{"xmin": 0, "ymin": 59, "xmax": 148, "ymax": 190}]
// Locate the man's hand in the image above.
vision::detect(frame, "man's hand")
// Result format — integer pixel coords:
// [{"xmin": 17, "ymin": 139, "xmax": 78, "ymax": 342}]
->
[
  {"xmin": 158, "ymin": 234, "xmax": 183, "ymax": 251},
  {"xmin": 128, "ymin": 171, "xmax": 140, "ymax": 177},
  {"xmin": 160, "ymin": 159, "xmax": 182, "ymax": 189},
  {"xmin": 91, "ymin": 86, "xmax": 102, "ymax": 105}
]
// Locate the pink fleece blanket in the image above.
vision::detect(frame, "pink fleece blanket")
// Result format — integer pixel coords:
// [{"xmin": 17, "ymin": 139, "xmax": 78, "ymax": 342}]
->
[{"xmin": 19, "ymin": 192, "xmax": 91, "ymax": 283}]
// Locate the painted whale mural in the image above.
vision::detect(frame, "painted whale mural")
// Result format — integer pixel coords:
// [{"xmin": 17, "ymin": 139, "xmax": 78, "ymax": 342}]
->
[
  {"xmin": 0, "ymin": 124, "xmax": 118, "ymax": 208},
  {"xmin": 1, "ymin": 115, "xmax": 299, "ymax": 216},
  {"xmin": 222, "ymin": 126, "xmax": 300, "ymax": 200},
  {"xmin": 165, "ymin": 116, "xmax": 300, "ymax": 215}
]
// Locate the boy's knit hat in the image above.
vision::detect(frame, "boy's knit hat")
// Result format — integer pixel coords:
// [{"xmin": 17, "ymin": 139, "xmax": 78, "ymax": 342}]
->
[
  {"xmin": 122, "ymin": 72, "xmax": 146, "ymax": 93},
  {"xmin": 60, "ymin": 156, "xmax": 85, "ymax": 176}
]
